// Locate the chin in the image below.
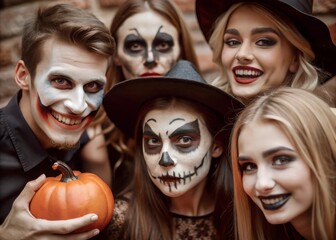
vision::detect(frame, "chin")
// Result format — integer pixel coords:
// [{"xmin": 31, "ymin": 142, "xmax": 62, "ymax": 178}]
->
[
  {"xmin": 51, "ymin": 139, "xmax": 80, "ymax": 150},
  {"xmin": 264, "ymin": 214, "xmax": 290, "ymax": 225}
]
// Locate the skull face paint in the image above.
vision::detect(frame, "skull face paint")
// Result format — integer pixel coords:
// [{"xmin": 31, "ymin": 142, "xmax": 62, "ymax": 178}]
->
[
  {"xmin": 28, "ymin": 38, "xmax": 108, "ymax": 149},
  {"xmin": 115, "ymin": 11, "xmax": 181, "ymax": 79},
  {"xmin": 142, "ymin": 104, "xmax": 213, "ymax": 197}
]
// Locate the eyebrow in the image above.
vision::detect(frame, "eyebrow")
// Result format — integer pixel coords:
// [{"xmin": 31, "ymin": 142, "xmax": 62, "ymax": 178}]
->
[
  {"xmin": 169, "ymin": 118, "xmax": 185, "ymax": 125},
  {"xmin": 238, "ymin": 146, "xmax": 295, "ymax": 162},
  {"xmin": 129, "ymin": 28, "xmax": 141, "ymax": 35},
  {"xmin": 143, "ymin": 122, "xmax": 159, "ymax": 137},
  {"xmin": 146, "ymin": 118, "xmax": 157, "ymax": 124},
  {"xmin": 169, "ymin": 119, "xmax": 200, "ymax": 138},
  {"xmin": 225, "ymin": 27, "xmax": 279, "ymax": 36},
  {"xmin": 262, "ymin": 146, "xmax": 294, "ymax": 158}
]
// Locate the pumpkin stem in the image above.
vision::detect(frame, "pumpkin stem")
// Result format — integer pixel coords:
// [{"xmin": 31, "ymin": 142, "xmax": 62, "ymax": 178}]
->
[{"xmin": 52, "ymin": 161, "xmax": 78, "ymax": 182}]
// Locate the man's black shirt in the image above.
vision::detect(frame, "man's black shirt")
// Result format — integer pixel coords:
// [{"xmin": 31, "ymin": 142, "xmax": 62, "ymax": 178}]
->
[{"xmin": 0, "ymin": 91, "xmax": 85, "ymax": 223}]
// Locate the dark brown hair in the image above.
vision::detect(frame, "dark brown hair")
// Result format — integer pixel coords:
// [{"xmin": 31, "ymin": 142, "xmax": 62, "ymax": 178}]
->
[
  {"xmin": 21, "ymin": 3, "xmax": 114, "ymax": 79},
  {"xmin": 121, "ymin": 97, "xmax": 234, "ymax": 240}
]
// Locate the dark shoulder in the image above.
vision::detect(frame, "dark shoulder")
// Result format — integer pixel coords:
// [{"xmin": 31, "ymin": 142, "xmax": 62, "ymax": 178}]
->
[{"xmin": 99, "ymin": 198, "xmax": 129, "ymax": 240}]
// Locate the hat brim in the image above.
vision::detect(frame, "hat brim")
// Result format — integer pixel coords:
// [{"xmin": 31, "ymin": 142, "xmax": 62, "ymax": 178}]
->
[
  {"xmin": 103, "ymin": 77, "xmax": 244, "ymax": 137},
  {"xmin": 196, "ymin": 0, "xmax": 336, "ymax": 76}
]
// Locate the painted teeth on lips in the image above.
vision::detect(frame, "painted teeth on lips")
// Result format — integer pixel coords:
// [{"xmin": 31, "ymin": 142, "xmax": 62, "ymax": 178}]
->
[
  {"xmin": 259, "ymin": 193, "xmax": 291, "ymax": 210},
  {"xmin": 51, "ymin": 111, "xmax": 82, "ymax": 126},
  {"xmin": 160, "ymin": 176, "xmax": 180, "ymax": 183}
]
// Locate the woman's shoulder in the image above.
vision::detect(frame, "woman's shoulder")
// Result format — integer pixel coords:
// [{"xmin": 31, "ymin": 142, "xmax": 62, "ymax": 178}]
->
[{"xmin": 99, "ymin": 198, "xmax": 129, "ymax": 239}]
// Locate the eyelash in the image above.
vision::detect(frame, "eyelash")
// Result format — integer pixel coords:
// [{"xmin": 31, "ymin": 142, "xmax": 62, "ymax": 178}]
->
[
  {"xmin": 224, "ymin": 37, "xmax": 277, "ymax": 47},
  {"xmin": 239, "ymin": 155, "xmax": 296, "ymax": 173}
]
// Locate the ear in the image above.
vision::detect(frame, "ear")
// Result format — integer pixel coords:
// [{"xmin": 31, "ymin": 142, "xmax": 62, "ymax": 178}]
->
[
  {"xmin": 211, "ymin": 143, "xmax": 224, "ymax": 158},
  {"xmin": 289, "ymin": 55, "xmax": 299, "ymax": 73},
  {"xmin": 15, "ymin": 60, "xmax": 31, "ymax": 90}
]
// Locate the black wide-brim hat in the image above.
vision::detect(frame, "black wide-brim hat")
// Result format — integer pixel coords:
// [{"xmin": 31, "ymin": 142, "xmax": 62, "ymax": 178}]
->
[
  {"xmin": 103, "ymin": 60, "xmax": 244, "ymax": 137},
  {"xmin": 196, "ymin": 0, "xmax": 336, "ymax": 76}
]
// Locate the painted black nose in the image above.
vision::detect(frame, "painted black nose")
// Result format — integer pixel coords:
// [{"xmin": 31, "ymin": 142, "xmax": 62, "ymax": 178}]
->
[
  {"xmin": 144, "ymin": 59, "xmax": 156, "ymax": 67},
  {"xmin": 159, "ymin": 152, "xmax": 175, "ymax": 167}
]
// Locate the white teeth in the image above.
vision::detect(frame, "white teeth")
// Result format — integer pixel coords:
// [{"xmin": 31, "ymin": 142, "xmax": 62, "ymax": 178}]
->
[
  {"xmin": 51, "ymin": 111, "xmax": 82, "ymax": 125},
  {"xmin": 235, "ymin": 69, "xmax": 261, "ymax": 76},
  {"xmin": 261, "ymin": 196, "xmax": 286, "ymax": 205}
]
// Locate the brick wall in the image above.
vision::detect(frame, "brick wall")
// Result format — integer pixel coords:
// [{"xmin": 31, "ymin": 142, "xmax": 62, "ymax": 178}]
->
[{"xmin": 0, "ymin": 0, "xmax": 335, "ymax": 107}]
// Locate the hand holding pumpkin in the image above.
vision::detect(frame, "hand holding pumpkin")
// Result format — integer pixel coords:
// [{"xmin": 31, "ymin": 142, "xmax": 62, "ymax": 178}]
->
[
  {"xmin": 29, "ymin": 161, "xmax": 114, "ymax": 233},
  {"xmin": 0, "ymin": 174, "xmax": 100, "ymax": 240}
]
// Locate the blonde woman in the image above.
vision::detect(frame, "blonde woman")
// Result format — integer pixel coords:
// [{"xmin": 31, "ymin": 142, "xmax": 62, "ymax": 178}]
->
[
  {"xmin": 196, "ymin": 0, "xmax": 336, "ymax": 104},
  {"xmin": 230, "ymin": 87, "xmax": 336, "ymax": 239}
]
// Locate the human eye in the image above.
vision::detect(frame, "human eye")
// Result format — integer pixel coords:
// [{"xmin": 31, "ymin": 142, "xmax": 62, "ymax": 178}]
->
[
  {"xmin": 176, "ymin": 136, "xmax": 193, "ymax": 147},
  {"xmin": 155, "ymin": 41, "xmax": 171, "ymax": 52},
  {"xmin": 272, "ymin": 155, "xmax": 295, "ymax": 166},
  {"xmin": 224, "ymin": 38, "xmax": 240, "ymax": 47},
  {"xmin": 84, "ymin": 81, "xmax": 104, "ymax": 93},
  {"xmin": 144, "ymin": 136, "xmax": 162, "ymax": 149},
  {"xmin": 224, "ymin": 34, "xmax": 241, "ymax": 47},
  {"xmin": 125, "ymin": 41, "xmax": 145, "ymax": 53},
  {"xmin": 239, "ymin": 162, "xmax": 257, "ymax": 174},
  {"xmin": 50, "ymin": 77, "xmax": 72, "ymax": 89},
  {"xmin": 256, "ymin": 38, "xmax": 277, "ymax": 47}
]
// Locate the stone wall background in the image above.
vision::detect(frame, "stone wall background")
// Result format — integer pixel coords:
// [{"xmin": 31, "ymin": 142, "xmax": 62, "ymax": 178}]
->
[{"xmin": 0, "ymin": 0, "xmax": 335, "ymax": 107}]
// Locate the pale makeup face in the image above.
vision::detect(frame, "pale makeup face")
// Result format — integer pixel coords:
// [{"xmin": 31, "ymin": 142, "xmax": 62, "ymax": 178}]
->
[
  {"xmin": 115, "ymin": 10, "xmax": 181, "ymax": 79},
  {"xmin": 237, "ymin": 119, "xmax": 313, "ymax": 226},
  {"xmin": 27, "ymin": 38, "xmax": 108, "ymax": 149},
  {"xmin": 221, "ymin": 5, "xmax": 298, "ymax": 100},
  {"xmin": 142, "ymin": 104, "xmax": 213, "ymax": 197}
]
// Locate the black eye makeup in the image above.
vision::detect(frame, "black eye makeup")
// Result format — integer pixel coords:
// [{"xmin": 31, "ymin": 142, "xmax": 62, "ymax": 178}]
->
[
  {"xmin": 123, "ymin": 34, "xmax": 146, "ymax": 55},
  {"xmin": 152, "ymin": 32, "xmax": 174, "ymax": 53}
]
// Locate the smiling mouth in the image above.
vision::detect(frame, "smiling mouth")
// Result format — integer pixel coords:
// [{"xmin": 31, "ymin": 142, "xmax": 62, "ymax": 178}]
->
[
  {"xmin": 233, "ymin": 68, "xmax": 263, "ymax": 84},
  {"xmin": 51, "ymin": 111, "xmax": 83, "ymax": 126},
  {"xmin": 234, "ymin": 69, "xmax": 262, "ymax": 78},
  {"xmin": 259, "ymin": 194, "xmax": 291, "ymax": 210}
]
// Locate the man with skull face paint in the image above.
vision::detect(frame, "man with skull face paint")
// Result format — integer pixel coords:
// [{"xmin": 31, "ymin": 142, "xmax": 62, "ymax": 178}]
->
[
  {"xmin": 0, "ymin": 4, "xmax": 114, "ymax": 239},
  {"xmin": 101, "ymin": 60, "xmax": 244, "ymax": 240}
]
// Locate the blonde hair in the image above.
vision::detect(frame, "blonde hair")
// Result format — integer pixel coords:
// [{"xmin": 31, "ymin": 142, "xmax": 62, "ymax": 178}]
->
[
  {"xmin": 230, "ymin": 87, "xmax": 336, "ymax": 239},
  {"xmin": 209, "ymin": 3, "xmax": 319, "ymax": 96}
]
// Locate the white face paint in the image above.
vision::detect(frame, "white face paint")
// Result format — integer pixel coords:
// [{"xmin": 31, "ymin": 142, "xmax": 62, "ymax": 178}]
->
[
  {"xmin": 29, "ymin": 38, "xmax": 108, "ymax": 149},
  {"xmin": 115, "ymin": 10, "xmax": 181, "ymax": 79},
  {"xmin": 142, "ymin": 104, "xmax": 213, "ymax": 197}
]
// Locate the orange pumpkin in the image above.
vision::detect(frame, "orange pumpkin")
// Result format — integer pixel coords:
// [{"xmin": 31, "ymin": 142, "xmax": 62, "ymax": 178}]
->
[{"xmin": 30, "ymin": 161, "xmax": 114, "ymax": 233}]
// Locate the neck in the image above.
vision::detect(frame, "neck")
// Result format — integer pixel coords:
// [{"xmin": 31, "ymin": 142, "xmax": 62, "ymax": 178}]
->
[
  {"xmin": 169, "ymin": 178, "xmax": 213, "ymax": 216},
  {"xmin": 19, "ymin": 92, "xmax": 53, "ymax": 149},
  {"xmin": 290, "ymin": 209, "xmax": 313, "ymax": 240}
]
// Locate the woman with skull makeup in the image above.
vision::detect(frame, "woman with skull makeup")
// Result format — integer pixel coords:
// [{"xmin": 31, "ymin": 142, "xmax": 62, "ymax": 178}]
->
[
  {"xmin": 100, "ymin": 60, "xmax": 244, "ymax": 239},
  {"xmin": 80, "ymin": 0, "xmax": 200, "ymax": 196}
]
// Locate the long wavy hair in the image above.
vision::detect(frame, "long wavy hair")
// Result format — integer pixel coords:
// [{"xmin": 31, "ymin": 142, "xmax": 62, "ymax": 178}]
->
[
  {"xmin": 99, "ymin": 0, "xmax": 200, "ymax": 188},
  {"xmin": 209, "ymin": 3, "xmax": 320, "ymax": 98},
  {"xmin": 230, "ymin": 87, "xmax": 336, "ymax": 240},
  {"xmin": 121, "ymin": 97, "xmax": 235, "ymax": 240}
]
